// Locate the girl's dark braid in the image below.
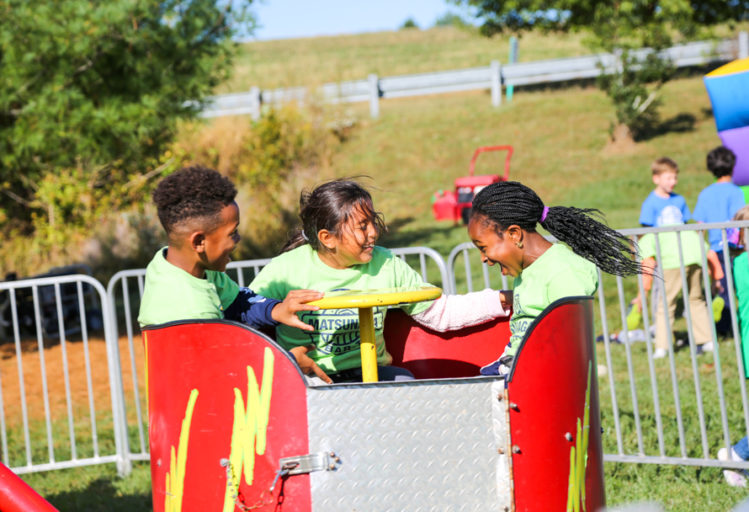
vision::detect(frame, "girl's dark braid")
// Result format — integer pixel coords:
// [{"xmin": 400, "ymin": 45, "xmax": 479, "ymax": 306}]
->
[{"xmin": 471, "ymin": 181, "xmax": 642, "ymax": 277}]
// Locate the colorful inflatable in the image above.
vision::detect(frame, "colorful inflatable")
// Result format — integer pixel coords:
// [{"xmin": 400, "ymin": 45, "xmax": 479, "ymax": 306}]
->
[{"xmin": 704, "ymin": 57, "xmax": 749, "ymax": 187}]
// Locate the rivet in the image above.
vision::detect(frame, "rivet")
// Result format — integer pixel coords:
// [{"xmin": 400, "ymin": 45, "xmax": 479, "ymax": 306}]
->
[
  {"xmin": 329, "ymin": 451, "xmax": 336, "ymax": 457},
  {"xmin": 497, "ymin": 393, "xmax": 504, "ymax": 401},
  {"xmin": 512, "ymin": 445, "xmax": 521, "ymax": 454},
  {"xmin": 509, "ymin": 402, "xmax": 519, "ymax": 411},
  {"xmin": 497, "ymin": 447, "xmax": 504, "ymax": 454},
  {"xmin": 329, "ymin": 463, "xmax": 337, "ymax": 470},
  {"xmin": 565, "ymin": 432, "xmax": 573, "ymax": 442}
]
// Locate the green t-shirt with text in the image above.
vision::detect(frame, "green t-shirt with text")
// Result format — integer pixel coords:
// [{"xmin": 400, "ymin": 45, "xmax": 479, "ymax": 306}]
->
[
  {"xmin": 506, "ymin": 243, "xmax": 598, "ymax": 356},
  {"xmin": 249, "ymin": 245, "xmax": 433, "ymax": 374},
  {"xmin": 137, "ymin": 247, "xmax": 240, "ymax": 328}
]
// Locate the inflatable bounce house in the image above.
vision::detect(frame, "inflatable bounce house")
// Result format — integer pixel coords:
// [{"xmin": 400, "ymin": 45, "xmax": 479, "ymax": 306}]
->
[{"xmin": 704, "ymin": 57, "xmax": 749, "ymax": 199}]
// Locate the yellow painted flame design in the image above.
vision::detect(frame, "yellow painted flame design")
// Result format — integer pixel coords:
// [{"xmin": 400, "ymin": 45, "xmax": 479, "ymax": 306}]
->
[
  {"xmin": 164, "ymin": 389, "xmax": 199, "ymax": 512},
  {"xmin": 222, "ymin": 347, "xmax": 275, "ymax": 512},
  {"xmin": 566, "ymin": 361, "xmax": 592, "ymax": 512}
]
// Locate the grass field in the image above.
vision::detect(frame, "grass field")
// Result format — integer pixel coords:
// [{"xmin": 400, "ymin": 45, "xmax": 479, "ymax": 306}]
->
[
  {"xmin": 223, "ymin": 26, "xmax": 592, "ymax": 91},
  {"xmin": 14, "ymin": 25, "xmax": 749, "ymax": 511}
]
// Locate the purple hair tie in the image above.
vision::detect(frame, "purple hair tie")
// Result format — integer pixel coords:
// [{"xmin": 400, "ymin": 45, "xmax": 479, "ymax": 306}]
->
[{"xmin": 540, "ymin": 206, "xmax": 549, "ymax": 223}]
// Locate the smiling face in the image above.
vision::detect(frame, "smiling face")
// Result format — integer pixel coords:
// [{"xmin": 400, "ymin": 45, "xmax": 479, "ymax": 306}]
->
[
  {"xmin": 317, "ymin": 203, "xmax": 379, "ymax": 269},
  {"xmin": 652, "ymin": 171, "xmax": 678, "ymax": 196},
  {"xmin": 467, "ymin": 215, "xmax": 525, "ymax": 277},
  {"xmin": 199, "ymin": 201, "xmax": 241, "ymax": 272}
]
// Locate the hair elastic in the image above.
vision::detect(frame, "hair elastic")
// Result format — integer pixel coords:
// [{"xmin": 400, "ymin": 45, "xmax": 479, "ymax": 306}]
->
[
  {"xmin": 301, "ymin": 230, "xmax": 309, "ymax": 241},
  {"xmin": 540, "ymin": 206, "xmax": 549, "ymax": 223}
]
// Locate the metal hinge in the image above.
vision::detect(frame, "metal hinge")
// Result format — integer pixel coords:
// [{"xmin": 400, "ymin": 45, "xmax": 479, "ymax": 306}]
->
[{"xmin": 278, "ymin": 451, "xmax": 342, "ymax": 476}]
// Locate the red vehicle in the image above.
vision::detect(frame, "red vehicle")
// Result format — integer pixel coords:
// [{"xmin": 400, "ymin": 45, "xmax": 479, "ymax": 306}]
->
[
  {"xmin": 142, "ymin": 296, "xmax": 604, "ymax": 512},
  {"xmin": 432, "ymin": 145, "xmax": 514, "ymax": 224}
]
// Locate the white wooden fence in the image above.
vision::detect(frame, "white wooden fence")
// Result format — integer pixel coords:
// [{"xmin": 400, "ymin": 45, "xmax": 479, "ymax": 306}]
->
[{"xmin": 201, "ymin": 32, "xmax": 749, "ymax": 119}]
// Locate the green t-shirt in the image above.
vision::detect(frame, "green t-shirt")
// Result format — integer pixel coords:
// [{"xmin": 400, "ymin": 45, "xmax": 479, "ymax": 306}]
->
[
  {"xmin": 249, "ymin": 245, "xmax": 433, "ymax": 374},
  {"xmin": 733, "ymin": 252, "xmax": 749, "ymax": 375},
  {"xmin": 638, "ymin": 230, "xmax": 707, "ymax": 269},
  {"xmin": 137, "ymin": 247, "xmax": 240, "ymax": 328},
  {"xmin": 506, "ymin": 243, "xmax": 598, "ymax": 356}
]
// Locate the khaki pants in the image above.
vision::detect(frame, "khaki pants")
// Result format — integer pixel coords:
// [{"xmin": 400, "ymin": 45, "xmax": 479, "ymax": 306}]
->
[{"xmin": 654, "ymin": 266, "xmax": 711, "ymax": 351}]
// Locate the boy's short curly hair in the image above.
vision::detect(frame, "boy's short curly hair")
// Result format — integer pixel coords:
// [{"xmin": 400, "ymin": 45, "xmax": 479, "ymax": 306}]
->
[
  {"xmin": 153, "ymin": 165, "xmax": 237, "ymax": 235},
  {"xmin": 706, "ymin": 146, "xmax": 736, "ymax": 178}
]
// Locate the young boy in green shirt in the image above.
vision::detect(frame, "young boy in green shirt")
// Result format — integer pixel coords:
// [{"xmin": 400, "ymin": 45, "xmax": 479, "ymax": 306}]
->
[
  {"xmin": 138, "ymin": 165, "xmax": 322, "ymax": 335},
  {"xmin": 633, "ymin": 206, "xmax": 724, "ymax": 359}
]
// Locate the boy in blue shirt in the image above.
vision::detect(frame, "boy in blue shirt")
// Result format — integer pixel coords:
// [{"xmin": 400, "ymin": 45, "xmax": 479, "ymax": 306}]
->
[
  {"xmin": 694, "ymin": 146, "xmax": 745, "ymax": 335},
  {"xmin": 639, "ymin": 156, "xmax": 691, "ymax": 227}
]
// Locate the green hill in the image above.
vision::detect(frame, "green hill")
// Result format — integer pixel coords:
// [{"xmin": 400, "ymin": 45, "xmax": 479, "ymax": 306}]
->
[{"xmin": 225, "ymin": 26, "xmax": 591, "ymax": 91}]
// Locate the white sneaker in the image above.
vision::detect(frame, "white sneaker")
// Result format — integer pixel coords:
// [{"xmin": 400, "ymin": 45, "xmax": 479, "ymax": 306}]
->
[
  {"xmin": 701, "ymin": 342, "xmax": 714, "ymax": 353},
  {"xmin": 719, "ymin": 447, "xmax": 748, "ymax": 487},
  {"xmin": 653, "ymin": 348, "xmax": 667, "ymax": 359}
]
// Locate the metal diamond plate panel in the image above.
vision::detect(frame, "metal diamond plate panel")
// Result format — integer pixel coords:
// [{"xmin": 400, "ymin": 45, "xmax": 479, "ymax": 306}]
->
[{"xmin": 306, "ymin": 377, "xmax": 510, "ymax": 511}]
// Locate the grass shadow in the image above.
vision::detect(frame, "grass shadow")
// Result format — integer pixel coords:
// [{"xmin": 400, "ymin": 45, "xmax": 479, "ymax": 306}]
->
[
  {"xmin": 637, "ymin": 112, "xmax": 697, "ymax": 141},
  {"xmin": 44, "ymin": 475, "xmax": 152, "ymax": 512}
]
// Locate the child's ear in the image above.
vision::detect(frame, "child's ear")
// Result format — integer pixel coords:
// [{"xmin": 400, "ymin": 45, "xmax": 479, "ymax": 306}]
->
[
  {"xmin": 317, "ymin": 229, "xmax": 337, "ymax": 251},
  {"xmin": 189, "ymin": 231, "xmax": 206, "ymax": 253}
]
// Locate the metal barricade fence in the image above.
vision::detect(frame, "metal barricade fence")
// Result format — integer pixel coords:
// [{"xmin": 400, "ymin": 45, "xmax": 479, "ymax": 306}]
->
[
  {"xmin": 0, "ymin": 274, "xmax": 129, "ymax": 475},
  {"xmin": 448, "ymin": 220, "xmax": 749, "ymax": 473},
  {"xmin": 104, "ymin": 246, "xmax": 450, "ymax": 467},
  {"xmin": 9, "ymin": 226, "xmax": 749, "ymax": 476}
]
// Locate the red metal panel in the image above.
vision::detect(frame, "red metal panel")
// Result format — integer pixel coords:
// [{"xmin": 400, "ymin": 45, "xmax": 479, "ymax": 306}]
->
[
  {"xmin": 384, "ymin": 309, "xmax": 511, "ymax": 379},
  {"xmin": 507, "ymin": 297, "xmax": 605, "ymax": 512},
  {"xmin": 144, "ymin": 321, "xmax": 311, "ymax": 512},
  {"xmin": 0, "ymin": 462, "xmax": 58, "ymax": 512}
]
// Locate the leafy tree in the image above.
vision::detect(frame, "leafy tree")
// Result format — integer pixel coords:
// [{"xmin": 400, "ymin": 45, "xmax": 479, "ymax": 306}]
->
[
  {"xmin": 0, "ymin": 0, "xmax": 255, "ymax": 233},
  {"xmin": 434, "ymin": 11, "xmax": 473, "ymax": 29},
  {"xmin": 400, "ymin": 17, "xmax": 419, "ymax": 30},
  {"xmin": 456, "ymin": 0, "xmax": 749, "ymax": 143}
]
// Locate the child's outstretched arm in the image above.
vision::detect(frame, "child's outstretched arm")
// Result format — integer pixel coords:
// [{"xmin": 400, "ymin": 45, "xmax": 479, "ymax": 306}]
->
[
  {"xmin": 271, "ymin": 289, "xmax": 324, "ymax": 331},
  {"xmin": 707, "ymin": 250, "xmax": 725, "ymax": 294},
  {"xmin": 631, "ymin": 257, "xmax": 656, "ymax": 312},
  {"xmin": 411, "ymin": 288, "xmax": 510, "ymax": 333}
]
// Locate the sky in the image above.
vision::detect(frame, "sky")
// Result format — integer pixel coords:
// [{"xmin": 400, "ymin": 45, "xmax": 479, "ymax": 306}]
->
[{"xmin": 249, "ymin": 0, "xmax": 467, "ymax": 41}]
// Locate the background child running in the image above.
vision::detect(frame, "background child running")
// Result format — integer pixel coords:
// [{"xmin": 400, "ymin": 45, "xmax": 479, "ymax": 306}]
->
[
  {"xmin": 249, "ymin": 179, "xmax": 511, "ymax": 384},
  {"xmin": 137, "ymin": 166, "xmax": 322, "ymax": 338},
  {"xmin": 694, "ymin": 146, "xmax": 745, "ymax": 335},
  {"xmin": 639, "ymin": 156, "xmax": 691, "ymax": 227},
  {"xmin": 468, "ymin": 181, "xmax": 643, "ymax": 375},
  {"xmin": 633, "ymin": 206, "xmax": 724, "ymax": 360}
]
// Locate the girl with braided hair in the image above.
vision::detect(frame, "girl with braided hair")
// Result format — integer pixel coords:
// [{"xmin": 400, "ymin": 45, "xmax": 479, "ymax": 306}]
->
[{"xmin": 468, "ymin": 181, "xmax": 642, "ymax": 375}]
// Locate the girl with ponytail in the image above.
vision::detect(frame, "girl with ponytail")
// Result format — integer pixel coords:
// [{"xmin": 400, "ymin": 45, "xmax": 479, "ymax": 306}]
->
[
  {"xmin": 468, "ymin": 181, "xmax": 642, "ymax": 375},
  {"xmin": 251, "ymin": 179, "xmax": 513, "ymax": 384}
]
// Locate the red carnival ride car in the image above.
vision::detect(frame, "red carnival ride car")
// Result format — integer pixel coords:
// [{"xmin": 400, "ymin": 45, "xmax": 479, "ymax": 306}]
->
[
  {"xmin": 432, "ymin": 145, "xmax": 514, "ymax": 224},
  {"xmin": 142, "ymin": 295, "xmax": 605, "ymax": 512}
]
